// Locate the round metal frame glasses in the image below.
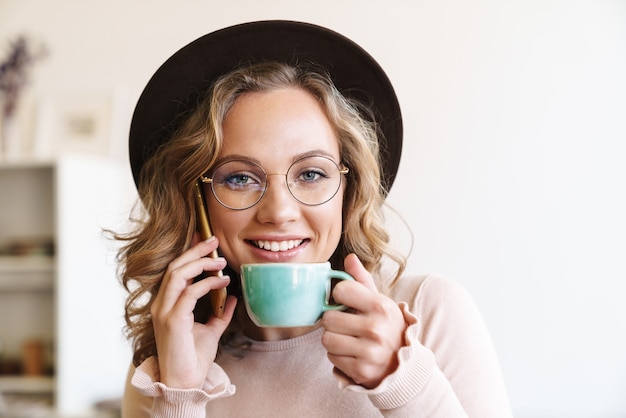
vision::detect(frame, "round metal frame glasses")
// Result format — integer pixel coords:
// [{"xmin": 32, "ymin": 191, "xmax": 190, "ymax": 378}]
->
[{"xmin": 200, "ymin": 155, "xmax": 349, "ymax": 210}]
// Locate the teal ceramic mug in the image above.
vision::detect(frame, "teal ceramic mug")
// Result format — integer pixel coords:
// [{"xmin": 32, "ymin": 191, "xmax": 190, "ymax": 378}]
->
[{"xmin": 240, "ymin": 262, "xmax": 354, "ymax": 327}]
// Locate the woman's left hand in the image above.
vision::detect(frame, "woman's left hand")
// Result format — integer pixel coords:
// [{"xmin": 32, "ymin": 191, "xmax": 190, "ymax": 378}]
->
[{"xmin": 321, "ymin": 253, "xmax": 407, "ymax": 389}]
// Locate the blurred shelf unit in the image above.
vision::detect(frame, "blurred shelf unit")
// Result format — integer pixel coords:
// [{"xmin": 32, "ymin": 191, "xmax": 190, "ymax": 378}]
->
[
  {"xmin": 0, "ymin": 256, "xmax": 55, "ymax": 291},
  {"xmin": 0, "ymin": 155, "xmax": 130, "ymax": 416},
  {"xmin": 0, "ymin": 375, "xmax": 54, "ymax": 393},
  {"xmin": 0, "ymin": 158, "xmax": 56, "ymax": 413}
]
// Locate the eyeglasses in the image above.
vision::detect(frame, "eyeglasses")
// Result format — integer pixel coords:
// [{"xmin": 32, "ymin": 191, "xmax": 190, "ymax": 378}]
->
[{"xmin": 200, "ymin": 155, "xmax": 349, "ymax": 210}]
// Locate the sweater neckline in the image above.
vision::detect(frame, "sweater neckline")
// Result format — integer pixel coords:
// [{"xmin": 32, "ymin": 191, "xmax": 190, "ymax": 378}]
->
[{"xmin": 245, "ymin": 326, "xmax": 324, "ymax": 352}]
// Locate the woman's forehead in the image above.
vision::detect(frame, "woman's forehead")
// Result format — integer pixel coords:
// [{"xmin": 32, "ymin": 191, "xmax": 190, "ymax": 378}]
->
[{"xmin": 219, "ymin": 88, "xmax": 341, "ymax": 164}]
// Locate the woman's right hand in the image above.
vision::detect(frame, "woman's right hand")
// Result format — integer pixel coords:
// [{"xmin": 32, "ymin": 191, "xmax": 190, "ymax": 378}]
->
[{"xmin": 150, "ymin": 236, "xmax": 237, "ymax": 389}]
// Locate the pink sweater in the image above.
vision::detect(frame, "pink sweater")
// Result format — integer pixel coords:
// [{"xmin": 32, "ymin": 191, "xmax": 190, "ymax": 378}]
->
[{"xmin": 122, "ymin": 274, "xmax": 513, "ymax": 417}]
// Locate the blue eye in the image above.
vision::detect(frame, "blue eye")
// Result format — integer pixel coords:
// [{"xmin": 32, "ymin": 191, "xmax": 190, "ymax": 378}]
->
[
  {"xmin": 299, "ymin": 170, "xmax": 324, "ymax": 182},
  {"xmin": 223, "ymin": 171, "xmax": 262, "ymax": 189},
  {"xmin": 225, "ymin": 173, "xmax": 251, "ymax": 185}
]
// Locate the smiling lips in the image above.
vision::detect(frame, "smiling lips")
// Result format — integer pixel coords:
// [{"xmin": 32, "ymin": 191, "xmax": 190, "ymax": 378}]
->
[{"xmin": 253, "ymin": 239, "xmax": 305, "ymax": 252}]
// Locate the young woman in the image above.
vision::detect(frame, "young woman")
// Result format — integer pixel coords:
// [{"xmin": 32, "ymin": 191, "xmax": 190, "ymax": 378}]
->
[{"xmin": 118, "ymin": 21, "xmax": 512, "ymax": 417}]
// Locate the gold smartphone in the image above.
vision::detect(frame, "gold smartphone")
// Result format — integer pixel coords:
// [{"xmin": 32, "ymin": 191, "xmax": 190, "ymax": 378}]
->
[{"xmin": 193, "ymin": 181, "xmax": 227, "ymax": 319}]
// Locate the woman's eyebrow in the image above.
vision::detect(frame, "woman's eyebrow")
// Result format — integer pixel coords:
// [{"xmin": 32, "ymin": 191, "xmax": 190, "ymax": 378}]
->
[
  {"xmin": 292, "ymin": 149, "xmax": 340, "ymax": 162},
  {"xmin": 213, "ymin": 154, "xmax": 261, "ymax": 166},
  {"xmin": 214, "ymin": 149, "xmax": 340, "ymax": 166}
]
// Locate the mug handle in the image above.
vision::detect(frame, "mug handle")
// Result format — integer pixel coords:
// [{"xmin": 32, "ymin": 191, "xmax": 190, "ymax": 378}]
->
[{"xmin": 322, "ymin": 270, "xmax": 354, "ymax": 312}]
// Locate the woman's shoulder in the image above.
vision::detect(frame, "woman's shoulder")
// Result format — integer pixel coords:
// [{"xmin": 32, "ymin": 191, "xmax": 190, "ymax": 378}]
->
[
  {"xmin": 389, "ymin": 273, "xmax": 478, "ymax": 318},
  {"xmin": 389, "ymin": 272, "xmax": 463, "ymax": 300}
]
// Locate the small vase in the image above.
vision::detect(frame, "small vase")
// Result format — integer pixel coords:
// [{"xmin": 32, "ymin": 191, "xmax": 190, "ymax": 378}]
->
[{"xmin": 0, "ymin": 113, "xmax": 22, "ymax": 160}]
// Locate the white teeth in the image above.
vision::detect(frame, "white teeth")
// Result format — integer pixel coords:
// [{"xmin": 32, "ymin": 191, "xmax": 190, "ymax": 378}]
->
[{"xmin": 255, "ymin": 239, "xmax": 303, "ymax": 252}]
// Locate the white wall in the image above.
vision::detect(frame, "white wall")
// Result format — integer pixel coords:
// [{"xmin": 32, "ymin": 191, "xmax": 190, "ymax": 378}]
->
[{"xmin": 2, "ymin": 1, "xmax": 625, "ymax": 416}]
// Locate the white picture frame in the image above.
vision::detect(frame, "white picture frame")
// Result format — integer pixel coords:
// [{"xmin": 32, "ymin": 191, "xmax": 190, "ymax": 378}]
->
[{"xmin": 34, "ymin": 93, "xmax": 113, "ymax": 158}]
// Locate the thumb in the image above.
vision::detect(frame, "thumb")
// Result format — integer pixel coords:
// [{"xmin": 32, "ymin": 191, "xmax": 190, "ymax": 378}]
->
[
  {"xmin": 206, "ymin": 295, "xmax": 238, "ymax": 332},
  {"xmin": 344, "ymin": 253, "xmax": 378, "ymax": 293}
]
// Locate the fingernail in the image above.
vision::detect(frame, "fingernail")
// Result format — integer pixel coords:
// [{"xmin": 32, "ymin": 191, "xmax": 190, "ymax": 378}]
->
[{"xmin": 205, "ymin": 236, "xmax": 216, "ymax": 243}]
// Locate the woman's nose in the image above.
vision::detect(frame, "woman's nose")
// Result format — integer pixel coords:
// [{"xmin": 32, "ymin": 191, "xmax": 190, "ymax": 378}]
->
[{"xmin": 254, "ymin": 175, "xmax": 300, "ymax": 225}]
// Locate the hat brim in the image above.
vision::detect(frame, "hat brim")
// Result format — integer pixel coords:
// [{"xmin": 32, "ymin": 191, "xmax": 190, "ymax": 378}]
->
[{"xmin": 129, "ymin": 20, "xmax": 402, "ymax": 192}]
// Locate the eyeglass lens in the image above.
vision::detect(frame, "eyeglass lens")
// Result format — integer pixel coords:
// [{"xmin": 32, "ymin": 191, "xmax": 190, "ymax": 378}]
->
[{"xmin": 210, "ymin": 156, "xmax": 344, "ymax": 209}]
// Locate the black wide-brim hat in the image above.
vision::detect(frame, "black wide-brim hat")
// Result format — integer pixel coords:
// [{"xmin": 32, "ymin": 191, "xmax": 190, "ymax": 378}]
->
[{"xmin": 129, "ymin": 20, "xmax": 402, "ymax": 192}]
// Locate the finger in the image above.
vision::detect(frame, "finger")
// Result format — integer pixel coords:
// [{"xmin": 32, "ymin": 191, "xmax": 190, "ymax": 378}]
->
[
  {"xmin": 168, "ymin": 236, "xmax": 220, "ymax": 272},
  {"xmin": 157, "ymin": 237, "xmax": 221, "ymax": 306},
  {"xmin": 321, "ymin": 329, "xmax": 361, "ymax": 357},
  {"xmin": 323, "ymin": 331, "xmax": 392, "ymax": 388},
  {"xmin": 322, "ymin": 305, "xmax": 396, "ymax": 348},
  {"xmin": 322, "ymin": 331, "xmax": 380, "ymax": 387},
  {"xmin": 327, "ymin": 285, "xmax": 403, "ymax": 341},
  {"xmin": 206, "ymin": 295, "xmax": 238, "ymax": 329},
  {"xmin": 326, "ymin": 352, "xmax": 381, "ymax": 388},
  {"xmin": 344, "ymin": 253, "xmax": 378, "ymax": 293},
  {"xmin": 321, "ymin": 309, "xmax": 366, "ymax": 336},
  {"xmin": 168, "ymin": 274, "xmax": 231, "ymax": 320},
  {"xmin": 331, "ymin": 279, "xmax": 379, "ymax": 314},
  {"xmin": 156, "ymin": 255, "xmax": 227, "ymax": 313},
  {"xmin": 188, "ymin": 296, "xmax": 238, "ymax": 363}
]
